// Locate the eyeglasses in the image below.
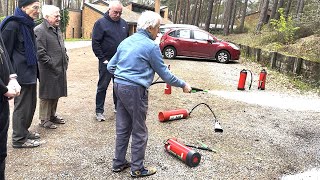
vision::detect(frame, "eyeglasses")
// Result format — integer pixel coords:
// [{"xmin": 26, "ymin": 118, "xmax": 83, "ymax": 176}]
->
[
  {"xmin": 31, "ymin": 6, "xmax": 40, "ymax": 10},
  {"xmin": 112, "ymin": 10, "xmax": 122, "ymax": 15}
]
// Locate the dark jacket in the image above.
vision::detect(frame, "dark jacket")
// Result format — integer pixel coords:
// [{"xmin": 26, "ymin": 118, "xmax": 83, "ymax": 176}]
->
[
  {"xmin": 0, "ymin": 33, "xmax": 14, "ymax": 96},
  {"xmin": 35, "ymin": 20, "xmax": 68, "ymax": 99},
  {"xmin": 92, "ymin": 11, "xmax": 129, "ymax": 61},
  {"xmin": 1, "ymin": 20, "xmax": 38, "ymax": 85}
]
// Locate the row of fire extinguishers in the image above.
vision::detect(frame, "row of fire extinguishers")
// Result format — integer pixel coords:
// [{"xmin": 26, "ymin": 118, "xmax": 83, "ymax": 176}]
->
[{"xmin": 238, "ymin": 69, "xmax": 267, "ymax": 90}]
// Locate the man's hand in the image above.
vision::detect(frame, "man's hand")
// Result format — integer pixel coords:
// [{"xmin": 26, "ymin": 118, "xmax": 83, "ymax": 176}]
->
[
  {"xmin": 183, "ymin": 83, "xmax": 192, "ymax": 93},
  {"xmin": 4, "ymin": 86, "xmax": 17, "ymax": 99},
  {"xmin": 8, "ymin": 77, "xmax": 21, "ymax": 96}
]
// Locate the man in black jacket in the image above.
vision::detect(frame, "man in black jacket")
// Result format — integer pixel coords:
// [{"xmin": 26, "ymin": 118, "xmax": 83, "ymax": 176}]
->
[
  {"xmin": 92, "ymin": 0, "xmax": 129, "ymax": 122},
  {"xmin": 0, "ymin": 32, "xmax": 21, "ymax": 180},
  {"xmin": 0, "ymin": 0, "xmax": 41, "ymax": 148}
]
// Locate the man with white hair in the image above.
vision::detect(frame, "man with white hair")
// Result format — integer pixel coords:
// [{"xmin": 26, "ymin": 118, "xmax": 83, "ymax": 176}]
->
[
  {"xmin": 107, "ymin": 11, "xmax": 192, "ymax": 178},
  {"xmin": 34, "ymin": 5, "xmax": 69, "ymax": 129},
  {"xmin": 92, "ymin": 1, "xmax": 129, "ymax": 122}
]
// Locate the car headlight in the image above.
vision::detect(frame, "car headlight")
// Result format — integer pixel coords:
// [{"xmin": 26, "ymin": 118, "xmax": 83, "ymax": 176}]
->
[{"xmin": 229, "ymin": 43, "xmax": 240, "ymax": 50}]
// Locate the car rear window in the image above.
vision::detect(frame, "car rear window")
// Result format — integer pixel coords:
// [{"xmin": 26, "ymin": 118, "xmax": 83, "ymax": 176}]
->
[{"xmin": 169, "ymin": 29, "xmax": 191, "ymax": 39}]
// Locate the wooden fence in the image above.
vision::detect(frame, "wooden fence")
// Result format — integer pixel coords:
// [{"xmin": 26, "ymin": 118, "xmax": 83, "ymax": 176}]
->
[{"xmin": 238, "ymin": 44, "xmax": 320, "ymax": 87}]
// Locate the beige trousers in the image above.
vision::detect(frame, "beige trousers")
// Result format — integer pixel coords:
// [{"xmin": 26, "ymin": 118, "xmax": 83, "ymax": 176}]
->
[{"xmin": 39, "ymin": 98, "xmax": 59, "ymax": 121}]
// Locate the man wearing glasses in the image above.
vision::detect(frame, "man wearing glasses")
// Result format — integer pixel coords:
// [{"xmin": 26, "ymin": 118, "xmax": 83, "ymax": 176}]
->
[
  {"xmin": 0, "ymin": 0, "xmax": 41, "ymax": 148},
  {"xmin": 35, "ymin": 5, "xmax": 69, "ymax": 130},
  {"xmin": 92, "ymin": 1, "xmax": 129, "ymax": 122}
]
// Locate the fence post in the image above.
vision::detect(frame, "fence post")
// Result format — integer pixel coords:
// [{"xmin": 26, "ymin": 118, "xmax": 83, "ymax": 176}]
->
[
  {"xmin": 255, "ymin": 48, "xmax": 261, "ymax": 62},
  {"xmin": 293, "ymin": 57, "xmax": 303, "ymax": 75},
  {"xmin": 270, "ymin": 51, "xmax": 277, "ymax": 69}
]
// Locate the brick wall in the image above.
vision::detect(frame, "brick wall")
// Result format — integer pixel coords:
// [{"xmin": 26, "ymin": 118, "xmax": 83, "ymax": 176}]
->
[
  {"xmin": 82, "ymin": 6, "xmax": 103, "ymax": 39},
  {"xmin": 66, "ymin": 10, "xmax": 81, "ymax": 39}
]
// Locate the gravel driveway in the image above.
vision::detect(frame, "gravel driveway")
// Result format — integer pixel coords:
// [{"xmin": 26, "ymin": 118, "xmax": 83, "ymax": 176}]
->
[{"xmin": 5, "ymin": 44, "xmax": 320, "ymax": 180}]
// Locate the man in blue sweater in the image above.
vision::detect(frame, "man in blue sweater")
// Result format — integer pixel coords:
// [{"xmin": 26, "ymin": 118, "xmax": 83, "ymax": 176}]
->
[
  {"xmin": 107, "ymin": 11, "xmax": 192, "ymax": 178},
  {"xmin": 92, "ymin": 1, "xmax": 128, "ymax": 122}
]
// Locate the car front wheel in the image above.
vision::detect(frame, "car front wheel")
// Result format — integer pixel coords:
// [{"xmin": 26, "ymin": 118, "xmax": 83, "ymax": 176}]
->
[
  {"xmin": 216, "ymin": 50, "xmax": 230, "ymax": 63},
  {"xmin": 163, "ymin": 46, "xmax": 176, "ymax": 59}
]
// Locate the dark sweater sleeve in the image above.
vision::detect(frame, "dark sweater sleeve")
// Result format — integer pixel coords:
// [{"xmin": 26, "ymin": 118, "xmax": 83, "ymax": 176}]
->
[
  {"xmin": 0, "ymin": 80, "xmax": 8, "ymax": 95},
  {"xmin": 1, "ymin": 21, "xmax": 18, "ymax": 65},
  {"xmin": 91, "ymin": 20, "xmax": 105, "ymax": 60}
]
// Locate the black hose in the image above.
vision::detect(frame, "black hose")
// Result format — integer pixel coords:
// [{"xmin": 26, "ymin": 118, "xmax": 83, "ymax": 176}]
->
[
  {"xmin": 188, "ymin": 103, "xmax": 217, "ymax": 121},
  {"xmin": 150, "ymin": 81, "xmax": 165, "ymax": 86},
  {"xmin": 247, "ymin": 70, "xmax": 253, "ymax": 90}
]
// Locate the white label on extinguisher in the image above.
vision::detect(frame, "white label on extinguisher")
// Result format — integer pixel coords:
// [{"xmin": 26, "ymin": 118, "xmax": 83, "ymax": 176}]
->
[{"xmin": 169, "ymin": 114, "xmax": 184, "ymax": 120}]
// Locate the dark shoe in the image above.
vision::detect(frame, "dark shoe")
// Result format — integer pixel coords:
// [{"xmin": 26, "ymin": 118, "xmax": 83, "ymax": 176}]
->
[
  {"xmin": 96, "ymin": 113, "xmax": 105, "ymax": 122},
  {"xmin": 39, "ymin": 121, "xmax": 57, "ymax": 129},
  {"xmin": 12, "ymin": 139, "xmax": 40, "ymax": 148},
  {"xmin": 50, "ymin": 115, "xmax": 66, "ymax": 124},
  {"xmin": 28, "ymin": 132, "xmax": 40, "ymax": 139},
  {"xmin": 130, "ymin": 167, "xmax": 157, "ymax": 178},
  {"xmin": 112, "ymin": 162, "xmax": 131, "ymax": 172}
]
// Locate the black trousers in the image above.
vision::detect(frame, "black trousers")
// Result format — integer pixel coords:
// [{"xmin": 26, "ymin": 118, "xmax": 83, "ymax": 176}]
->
[{"xmin": 0, "ymin": 97, "xmax": 9, "ymax": 180}]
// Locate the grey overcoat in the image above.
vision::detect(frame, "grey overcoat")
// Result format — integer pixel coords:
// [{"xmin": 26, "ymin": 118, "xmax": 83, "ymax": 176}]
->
[{"xmin": 35, "ymin": 20, "xmax": 69, "ymax": 99}]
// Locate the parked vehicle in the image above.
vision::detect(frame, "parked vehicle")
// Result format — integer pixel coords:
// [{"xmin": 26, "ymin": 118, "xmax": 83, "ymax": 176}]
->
[
  {"xmin": 155, "ymin": 24, "xmax": 199, "ymax": 44},
  {"xmin": 159, "ymin": 28, "xmax": 240, "ymax": 63}
]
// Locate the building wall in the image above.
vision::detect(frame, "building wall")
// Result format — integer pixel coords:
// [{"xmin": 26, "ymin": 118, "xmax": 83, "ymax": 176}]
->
[
  {"xmin": 65, "ymin": 10, "xmax": 81, "ymax": 39},
  {"xmin": 82, "ymin": 6, "xmax": 103, "ymax": 39}
]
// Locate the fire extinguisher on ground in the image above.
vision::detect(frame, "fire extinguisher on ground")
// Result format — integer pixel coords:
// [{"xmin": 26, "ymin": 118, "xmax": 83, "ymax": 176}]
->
[
  {"xmin": 258, "ymin": 69, "xmax": 267, "ymax": 90},
  {"xmin": 158, "ymin": 103, "xmax": 223, "ymax": 132},
  {"xmin": 164, "ymin": 138, "xmax": 201, "ymax": 167},
  {"xmin": 237, "ymin": 69, "xmax": 252, "ymax": 90}
]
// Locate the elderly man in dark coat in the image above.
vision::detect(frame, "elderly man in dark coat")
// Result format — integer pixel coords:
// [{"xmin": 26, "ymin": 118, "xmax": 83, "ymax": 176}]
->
[{"xmin": 35, "ymin": 5, "xmax": 68, "ymax": 129}]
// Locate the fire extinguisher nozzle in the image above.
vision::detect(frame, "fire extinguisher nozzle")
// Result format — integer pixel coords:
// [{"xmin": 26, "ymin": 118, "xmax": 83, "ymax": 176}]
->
[{"xmin": 214, "ymin": 122, "xmax": 223, "ymax": 133}]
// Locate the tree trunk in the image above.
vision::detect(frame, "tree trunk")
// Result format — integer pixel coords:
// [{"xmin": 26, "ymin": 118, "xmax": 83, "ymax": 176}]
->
[
  {"xmin": 284, "ymin": 0, "xmax": 292, "ymax": 19},
  {"xmin": 214, "ymin": 0, "xmax": 221, "ymax": 28},
  {"xmin": 205, "ymin": 0, "xmax": 215, "ymax": 31},
  {"xmin": 191, "ymin": 0, "xmax": 199, "ymax": 25},
  {"xmin": 270, "ymin": 0, "xmax": 279, "ymax": 20},
  {"xmin": 296, "ymin": 0, "xmax": 304, "ymax": 21},
  {"xmin": 173, "ymin": 0, "xmax": 179, "ymax": 23},
  {"xmin": 177, "ymin": 0, "xmax": 182, "ymax": 23},
  {"xmin": 275, "ymin": 0, "xmax": 285, "ymax": 20},
  {"xmin": 223, "ymin": 0, "xmax": 234, "ymax": 35},
  {"xmin": 185, "ymin": 0, "xmax": 190, "ymax": 24},
  {"xmin": 195, "ymin": 0, "xmax": 203, "ymax": 27},
  {"xmin": 4, "ymin": 0, "xmax": 8, "ymax": 16},
  {"xmin": 239, "ymin": 0, "xmax": 249, "ymax": 33},
  {"xmin": 255, "ymin": 0, "xmax": 269, "ymax": 33},
  {"xmin": 230, "ymin": 0, "xmax": 237, "ymax": 32}
]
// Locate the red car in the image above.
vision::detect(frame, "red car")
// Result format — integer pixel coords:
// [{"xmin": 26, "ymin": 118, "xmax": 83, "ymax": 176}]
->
[{"xmin": 159, "ymin": 28, "xmax": 240, "ymax": 63}]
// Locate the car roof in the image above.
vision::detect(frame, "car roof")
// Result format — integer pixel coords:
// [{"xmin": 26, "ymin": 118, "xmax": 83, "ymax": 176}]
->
[{"xmin": 160, "ymin": 24, "xmax": 199, "ymax": 29}]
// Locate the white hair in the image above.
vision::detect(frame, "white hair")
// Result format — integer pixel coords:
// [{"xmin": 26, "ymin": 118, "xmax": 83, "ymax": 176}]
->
[
  {"xmin": 42, "ymin": 5, "xmax": 60, "ymax": 18},
  {"xmin": 137, "ymin": 11, "xmax": 162, "ymax": 30},
  {"xmin": 108, "ymin": 1, "xmax": 123, "ymax": 10}
]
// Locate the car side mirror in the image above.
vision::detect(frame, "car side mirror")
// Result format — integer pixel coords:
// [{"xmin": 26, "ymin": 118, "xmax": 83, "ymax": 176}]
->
[{"xmin": 207, "ymin": 39, "xmax": 213, "ymax": 44}]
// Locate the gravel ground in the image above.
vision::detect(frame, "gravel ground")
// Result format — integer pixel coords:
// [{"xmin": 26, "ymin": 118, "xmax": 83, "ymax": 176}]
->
[{"xmin": 5, "ymin": 43, "xmax": 320, "ymax": 180}]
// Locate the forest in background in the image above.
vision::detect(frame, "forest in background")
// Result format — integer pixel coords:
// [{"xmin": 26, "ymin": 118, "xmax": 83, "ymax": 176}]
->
[{"xmin": 0, "ymin": 0, "xmax": 319, "ymax": 62}]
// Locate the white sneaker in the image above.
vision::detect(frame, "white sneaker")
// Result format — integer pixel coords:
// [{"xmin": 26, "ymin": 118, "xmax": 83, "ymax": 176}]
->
[
  {"xmin": 96, "ymin": 113, "xmax": 106, "ymax": 122},
  {"xmin": 114, "ymin": 109, "xmax": 117, "ymax": 113}
]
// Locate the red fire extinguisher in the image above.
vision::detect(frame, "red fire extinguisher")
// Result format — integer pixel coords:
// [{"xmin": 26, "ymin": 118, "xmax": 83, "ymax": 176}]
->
[
  {"xmin": 164, "ymin": 138, "xmax": 201, "ymax": 167},
  {"xmin": 165, "ymin": 65, "xmax": 172, "ymax": 94},
  {"xmin": 237, "ymin": 69, "xmax": 252, "ymax": 90},
  {"xmin": 158, "ymin": 109, "xmax": 189, "ymax": 122},
  {"xmin": 258, "ymin": 69, "xmax": 267, "ymax": 90}
]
